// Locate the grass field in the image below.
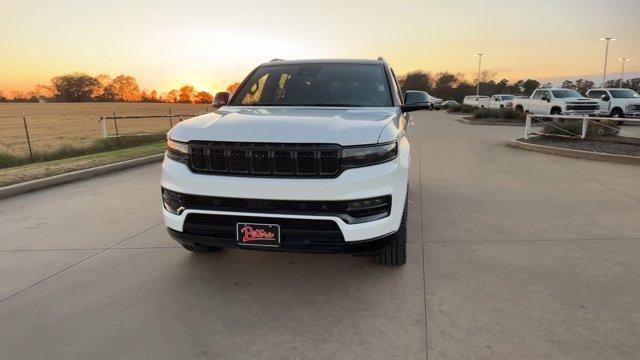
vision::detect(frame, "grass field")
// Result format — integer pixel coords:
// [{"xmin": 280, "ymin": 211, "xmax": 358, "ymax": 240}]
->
[
  {"xmin": 0, "ymin": 141, "xmax": 166, "ymax": 187},
  {"xmin": 0, "ymin": 102, "xmax": 212, "ymax": 156}
]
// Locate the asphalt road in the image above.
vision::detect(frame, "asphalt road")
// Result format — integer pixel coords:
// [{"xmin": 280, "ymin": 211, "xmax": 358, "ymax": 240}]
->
[{"xmin": 1, "ymin": 111, "xmax": 640, "ymax": 359}]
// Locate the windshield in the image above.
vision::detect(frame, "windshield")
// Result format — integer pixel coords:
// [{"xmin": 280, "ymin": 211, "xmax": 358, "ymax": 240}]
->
[
  {"xmin": 610, "ymin": 89, "xmax": 640, "ymax": 98},
  {"xmin": 551, "ymin": 89, "xmax": 583, "ymax": 98},
  {"xmin": 230, "ymin": 63, "xmax": 392, "ymax": 107}
]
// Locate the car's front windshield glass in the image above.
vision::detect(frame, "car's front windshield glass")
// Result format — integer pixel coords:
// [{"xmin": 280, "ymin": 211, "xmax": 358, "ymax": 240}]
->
[
  {"xmin": 610, "ymin": 89, "xmax": 639, "ymax": 98},
  {"xmin": 230, "ymin": 63, "xmax": 392, "ymax": 107},
  {"xmin": 551, "ymin": 89, "xmax": 582, "ymax": 98}
]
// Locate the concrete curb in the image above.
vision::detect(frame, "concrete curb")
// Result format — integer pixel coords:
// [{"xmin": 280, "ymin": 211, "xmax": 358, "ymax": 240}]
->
[
  {"xmin": 456, "ymin": 117, "xmax": 529, "ymax": 127},
  {"xmin": 0, "ymin": 154, "xmax": 164, "ymax": 200},
  {"xmin": 509, "ymin": 139, "xmax": 640, "ymax": 165}
]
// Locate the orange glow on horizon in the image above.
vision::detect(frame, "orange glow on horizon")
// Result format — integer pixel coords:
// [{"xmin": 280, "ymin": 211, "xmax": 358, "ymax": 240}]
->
[{"xmin": 2, "ymin": 0, "xmax": 639, "ymax": 95}]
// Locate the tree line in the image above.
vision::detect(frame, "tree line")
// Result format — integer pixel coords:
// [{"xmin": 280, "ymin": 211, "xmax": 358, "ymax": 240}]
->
[
  {"xmin": 0, "ymin": 72, "xmax": 219, "ymax": 104},
  {"xmin": 1, "ymin": 70, "xmax": 638, "ymax": 104},
  {"xmin": 397, "ymin": 71, "xmax": 640, "ymax": 101}
]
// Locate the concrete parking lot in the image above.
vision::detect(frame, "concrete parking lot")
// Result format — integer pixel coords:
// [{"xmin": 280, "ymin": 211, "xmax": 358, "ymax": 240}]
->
[{"xmin": 1, "ymin": 111, "xmax": 639, "ymax": 359}]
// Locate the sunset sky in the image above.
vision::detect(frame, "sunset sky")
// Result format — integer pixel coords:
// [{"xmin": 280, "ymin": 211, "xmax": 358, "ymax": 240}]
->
[{"xmin": 2, "ymin": 0, "xmax": 639, "ymax": 95}]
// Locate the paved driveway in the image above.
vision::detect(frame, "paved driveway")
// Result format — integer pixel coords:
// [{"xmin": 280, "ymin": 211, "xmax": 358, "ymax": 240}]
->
[{"xmin": 1, "ymin": 111, "xmax": 639, "ymax": 359}]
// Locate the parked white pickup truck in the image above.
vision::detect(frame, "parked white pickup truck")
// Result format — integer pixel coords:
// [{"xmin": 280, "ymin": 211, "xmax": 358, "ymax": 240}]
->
[
  {"xmin": 513, "ymin": 88, "xmax": 599, "ymax": 115},
  {"xmin": 488, "ymin": 94, "xmax": 516, "ymax": 109},
  {"xmin": 463, "ymin": 95, "xmax": 490, "ymax": 108},
  {"xmin": 586, "ymin": 88, "xmax": 640, "ymax": 118}
]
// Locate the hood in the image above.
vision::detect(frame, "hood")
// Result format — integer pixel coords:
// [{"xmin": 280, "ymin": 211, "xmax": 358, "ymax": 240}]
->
[{"xmin": 169, "ymin": 106, "xmax": 399, "ymax": 146}]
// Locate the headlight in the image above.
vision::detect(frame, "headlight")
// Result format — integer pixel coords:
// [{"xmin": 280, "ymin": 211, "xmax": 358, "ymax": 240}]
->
[
  {"xmin": 166, "ymin": 138, "xmax": 188, "ymax": 163},
  {"xmin": 341, "ymin": 142, "xmax": 397, "ymax": 168}
]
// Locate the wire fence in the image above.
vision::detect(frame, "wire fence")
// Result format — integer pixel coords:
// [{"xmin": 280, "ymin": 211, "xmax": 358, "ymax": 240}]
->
[
  {"xmin": 0, "ymin": 105, "xmax": 211, "ymax": 163},
  {"xmin": 523, "ymin": 114, "xmax": 640, "ymax": 140}
]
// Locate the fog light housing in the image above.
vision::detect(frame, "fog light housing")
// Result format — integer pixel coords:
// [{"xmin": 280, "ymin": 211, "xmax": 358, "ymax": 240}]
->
[{"xmin": 162, "ymin": 188, "xmax": 186, "ymax": 215}]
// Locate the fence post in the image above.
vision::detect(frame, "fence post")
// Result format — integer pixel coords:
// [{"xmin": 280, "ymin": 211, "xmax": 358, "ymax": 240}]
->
[
  {"xmin": 22, "ymin": 115, "xmax": 34, "ymax": 162},
  {"xmin": 112, "ymin": 109, "xmax": 119, "ymax": 136},
  {"xmin": 524, "ymin": 113, "xmax": 531, "ymax": 140},
  {"xmin": 101, "ymin": 116, "xmax": 107, "ymax": 138},
  {"xmin": 168, "ymin": 108, "xmax": 173, "ymax": 128},
  {"xmin": 581, "ymin": 116, "xmax": 588, "ymax": 139}
]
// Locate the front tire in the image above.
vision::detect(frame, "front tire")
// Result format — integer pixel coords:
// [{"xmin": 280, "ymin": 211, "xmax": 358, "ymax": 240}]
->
[
  {"xmin": 376, "ymin": 202, "xmax": 407, "ymax": 266},
  {"xmin": 610, "ymin": 108, "xmax": 625, "ymax": 125},
  {"xmin": 181, "ymin": 243, "xmax": 223, "ymax": 253}
]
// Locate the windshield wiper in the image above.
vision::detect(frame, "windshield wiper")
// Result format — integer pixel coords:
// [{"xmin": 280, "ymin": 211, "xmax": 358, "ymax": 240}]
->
[{"xmin": 298, "ymin": 103, "xmax": 365, "ymax": 107}]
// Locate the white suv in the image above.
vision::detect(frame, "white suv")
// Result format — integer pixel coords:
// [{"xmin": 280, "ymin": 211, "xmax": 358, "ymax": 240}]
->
[{"xmin": 161, "ymin": 59, "xmax": 429, "ymax": 266}]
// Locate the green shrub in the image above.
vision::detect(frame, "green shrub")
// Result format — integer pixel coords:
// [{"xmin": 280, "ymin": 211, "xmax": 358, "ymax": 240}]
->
[
  {"xmin": 471, "ymin": 108, "xmax": 525, "ymax": 121},
  {"xmin": 542, "ymin": 119, "xmax": 619, "ymax": 138},
  {"xmin": 446, "ymin": 104, "xmax": 476, "ymax": 113}
]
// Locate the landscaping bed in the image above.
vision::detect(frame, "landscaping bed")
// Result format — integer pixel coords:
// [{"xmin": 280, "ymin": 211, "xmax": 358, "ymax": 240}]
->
[{"xmin": 521, "ymin": 136, "xmax": 640, "ymax": 157}]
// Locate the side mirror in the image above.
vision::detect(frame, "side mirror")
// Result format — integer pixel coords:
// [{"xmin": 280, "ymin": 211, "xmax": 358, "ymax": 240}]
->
[
  {"xmin": 541, "ymin": 94, "xmax": 549, "ymax": 102},
  {"xmin": 401, "ymin": 91, "xmax": 431, "ymax": 112},
  {"xmin": 213, "ymin": 91, "xmax": 231, "ymax": 106},
  {"xmin": 601, "ymin": 95, "xmax": 611, "ymax": 102}
]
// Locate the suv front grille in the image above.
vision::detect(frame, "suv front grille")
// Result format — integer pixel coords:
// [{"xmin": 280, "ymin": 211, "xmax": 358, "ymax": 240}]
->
[
  {"xmin": 183, "ymin": 214, "xmax": 344, "ymax": 244},
  {"xmin": 189, "ymin": 142, "xmax": 341, "ymax": 178}
]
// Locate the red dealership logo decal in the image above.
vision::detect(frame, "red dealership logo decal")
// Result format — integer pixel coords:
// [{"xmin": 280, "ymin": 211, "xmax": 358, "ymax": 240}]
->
[{"xmin": 240, "ymin": 225, "xmax": 275, "ymax": 242}]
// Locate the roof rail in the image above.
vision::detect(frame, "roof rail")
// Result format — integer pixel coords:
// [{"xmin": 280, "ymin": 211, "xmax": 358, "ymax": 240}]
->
[
  {"xmin": 269, "ymin": 58, "xmax": 284, "ymax": 62},
  {"xmin": 377, "ymin": 57, "xmax": 385, "ymax": 61}
]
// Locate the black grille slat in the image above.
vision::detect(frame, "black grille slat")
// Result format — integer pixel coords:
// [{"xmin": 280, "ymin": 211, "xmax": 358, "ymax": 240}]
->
[
  {"xmin": 296, "ymin": 151, "xmax": 315, "ymax": 174},
  {"xmin": 187, "ymin": 142, "xmax": 341, "ymax": 178},
  {"xmin": 320, "ymin": 151, "xmax": 339, "ymax": 174},
  {"xmin": 229, "ymin": 150, "xmax": 250, "ymax": 173},
  {"xmin": 274, "ymin": 150, "xmax": 293, "ymax": 174},
  {"xmin": 251, "ymin": 150, "xmax": 270, "ymax": 174},
  {"xmin": 190, "ymin": 148, "xmax": 206, "ymax": 170},
  {"xmin": 209, "ymin": 149, "xmax": 226, "ymax": 171}
]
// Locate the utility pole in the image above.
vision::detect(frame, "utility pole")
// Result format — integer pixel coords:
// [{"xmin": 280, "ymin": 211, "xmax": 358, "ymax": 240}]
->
[
  {"xmin": 618, "ymin": 57, "xmax": 631, "ymax": 84},
  {"xmin": 600, "ymin": 37, "xmax": 615, "ymax": 86},
  {"xmin": 476, "ymin": 53, "xmax": 485, "ymax": 97}
]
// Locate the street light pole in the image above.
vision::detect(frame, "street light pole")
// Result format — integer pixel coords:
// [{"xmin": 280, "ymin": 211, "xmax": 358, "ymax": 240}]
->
[
  {"xmin": 600, "ymin": 37, "xmax": 616, "ymax": 86},
  {"xmin": 476, "ymin": 53, "xmax": 485, "ymax": 97},
  {"xmin": 618, "ymin": 57, "xmax": 630, "ymax": 84}
]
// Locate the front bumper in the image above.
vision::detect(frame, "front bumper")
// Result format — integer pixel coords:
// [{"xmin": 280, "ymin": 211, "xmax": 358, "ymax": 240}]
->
[
  {"xmin": 161, "ymin": 138, "xmax": 410, "ymax": 245},
  {"xmin": 167, "ymin": 227, "xmax": 397, "ymax": 256}
]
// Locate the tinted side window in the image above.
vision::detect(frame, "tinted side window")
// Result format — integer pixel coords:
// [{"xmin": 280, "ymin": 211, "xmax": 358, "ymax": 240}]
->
[
  {"xmin": 532, "ymin": 91, "xmax": 542, "ymax": 100},
  {"xmin": 588, "ymin": 91, "xmax": 605, "ymax": 99}
]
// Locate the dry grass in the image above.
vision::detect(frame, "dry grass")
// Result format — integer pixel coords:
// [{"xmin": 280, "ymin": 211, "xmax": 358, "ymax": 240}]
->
[
  {"xmin": 0, "ymin": 102, "xmax": 211, "ymax": 156},
  {"xmin": 0, "ymin": 141, "xmax": 166, "ymax": 187}
]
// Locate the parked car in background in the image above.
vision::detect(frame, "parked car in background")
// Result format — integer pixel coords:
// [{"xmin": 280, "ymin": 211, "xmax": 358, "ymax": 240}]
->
[
  {"xmin": 429, "ymin": 95, "xmax": 443, "ymax": 110},
  {"xmin": 489, "ymin": 94, "xmax": 516, "ymax": 109},
  {"xmin": 586, "ymin": 88, "xmax": 640, "ymax": 119},
  {"xmin": 442, "ymin": 100, "xmax": 460, "ymax": 108},
  {"xmin": 463, "ymin": 95, "xmax": 490, "ymax": 108},
  {"xmin": 513, "ymin": 88, "xmax": 599, "ymax": 115}
]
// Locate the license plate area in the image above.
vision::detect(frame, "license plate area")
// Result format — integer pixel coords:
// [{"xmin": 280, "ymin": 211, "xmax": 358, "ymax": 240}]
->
[{"xmin": 236, "ymin": 223, "xmax": 280, "ymax": 247}]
